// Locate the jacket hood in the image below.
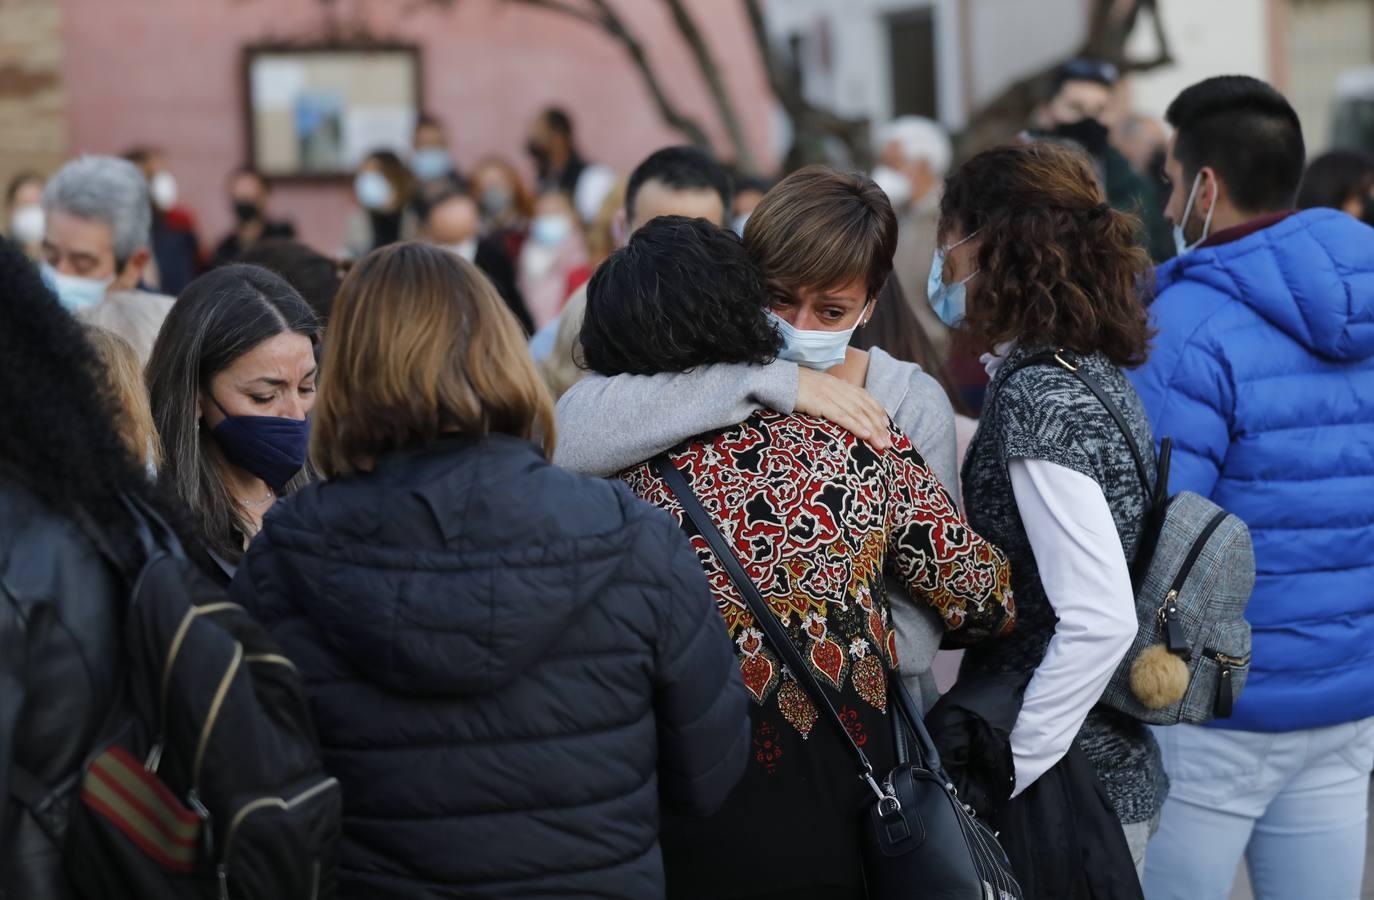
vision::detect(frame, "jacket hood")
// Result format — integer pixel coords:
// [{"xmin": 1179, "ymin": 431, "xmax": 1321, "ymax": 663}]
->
[
  {"xmin": 261, "ymin": 435, "xmax": 639, "ymax": 696},
  {"xmin": 1155, "ymin": 208, "xmax": 1374, "ymax": 361}
]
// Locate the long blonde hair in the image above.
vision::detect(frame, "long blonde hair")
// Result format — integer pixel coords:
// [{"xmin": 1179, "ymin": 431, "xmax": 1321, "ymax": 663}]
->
[
  {"xmin": 312, "ymin": 242, "xmax": 556, "ymax": 478},
  {"xmin": 85, "ymin": 325, "xmax": 162, "ymax": 470}
]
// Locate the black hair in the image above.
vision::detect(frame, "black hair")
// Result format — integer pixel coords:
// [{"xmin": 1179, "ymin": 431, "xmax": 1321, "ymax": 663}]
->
[
  {"xmin": 1049, "ymin": 58, "xmax": 1119, "ymax": 98},
  {"xmin": 581, "ymin": 215, "xmax": 780, "ymax": 376},
  {"xmin": 626, "ymin": 146, "xmax": 733, "ymax": 225},
  {"xmin": 415, "ymin": 112, "xmax": 443, "ymax": 132},
  {"xmin": 1166, "ymin": 75, "xmax": 1305, "ymax": 214},
  {"xmin": 1297, "ymin": 149, "xmax": 1374, "ymax": 211},
  {"xmin": 734, "ymin": 174, "xmax": 776, "ymax": 197},
  {"xmin": 543, "ymin": 107, "xmax": 574, "ymax": 138},
  {"xmin": 235, "ymin": 239, "xmax": 342, "ymax": 324},
  {"xmin": 0, "ymin": 237, "xmax": 163, "ymax": 563},
  {"xmin": 146, "ymin": 264, "xmax": 320, "ymax": 562}
]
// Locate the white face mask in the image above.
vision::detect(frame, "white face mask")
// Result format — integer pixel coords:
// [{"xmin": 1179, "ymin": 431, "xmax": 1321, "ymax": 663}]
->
[
  {"xmin": 1172, "ymin": 170, "xmax": 1216, "ymax": 257},
  {"xmin": 354, "ymin": 171, "xmax": 394, "ymax": 211},
  {"xmin": 41, "ymin": 261, "xmax": 113, "ymax": 311},
  {"xmin": 9, "ymin": 205, "xmax": 45, "ymax": 244},
  {"xmin": 871, "ymin": 165, "xmax": 913, "ymax": 210},
  {"xmin": 442, "ymin": 239, "xmax": 478, "ymax": 263},
  {"xmin": 731, "ymin": 212, "xmax": 750, "ymax": 237},
  {"xmin": 150, "ymin": 171, "xmax": 178, "ymax": 211},
  {"xmin": 767, "ymin": 304, "xmax": 870, "ymax": 371}
]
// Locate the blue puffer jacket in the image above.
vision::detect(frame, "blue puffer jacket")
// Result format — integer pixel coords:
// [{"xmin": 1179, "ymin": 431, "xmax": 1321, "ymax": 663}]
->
[
  {"xmin": 232, "ymin": 434, "xmax": 750, "ymax": 898},
  {"xmin": 1130, "ymin": 208, "xmax": 1374, "ymax": 733}
]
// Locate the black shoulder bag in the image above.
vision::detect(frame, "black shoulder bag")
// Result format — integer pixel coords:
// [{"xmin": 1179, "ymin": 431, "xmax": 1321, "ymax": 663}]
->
[{"xmin": 652, "ymin": 455, "xmax": 1022, "ymax": 900}]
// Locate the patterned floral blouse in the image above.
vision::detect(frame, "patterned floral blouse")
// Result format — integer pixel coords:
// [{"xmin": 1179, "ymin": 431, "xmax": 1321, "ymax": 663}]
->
[{"xmin": 622, "ymin": 409, "xmax": 1013, "ymax": 899}]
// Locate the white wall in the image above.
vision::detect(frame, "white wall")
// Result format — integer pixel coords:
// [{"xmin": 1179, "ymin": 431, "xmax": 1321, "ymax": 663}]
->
[
  {"xmin": 763, "ymin": 0, "xmax": 1083, "ymax": 132},
  {"xmin": 1125, "ymin": 0, "xmax": 1271, "ymax": 121}
]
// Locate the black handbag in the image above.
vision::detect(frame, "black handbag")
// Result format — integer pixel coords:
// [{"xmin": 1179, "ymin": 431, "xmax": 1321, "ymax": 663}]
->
[{"xmin": 652, "ymin": 455, "xmax": 1023, "ymax": 900}]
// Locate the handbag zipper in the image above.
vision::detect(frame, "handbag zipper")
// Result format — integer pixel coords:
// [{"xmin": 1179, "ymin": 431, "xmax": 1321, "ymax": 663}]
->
[
  {"xmin": 1201, "ymin": 646, "xmax": 1250, "ymax": 719},
  {"xmin": 216, "ymin": 777, "xmax": 341, "ymax": 897},
  {"xmin": 1156, "ymin": 510, "xmax": 1229, "ymax": 657}
]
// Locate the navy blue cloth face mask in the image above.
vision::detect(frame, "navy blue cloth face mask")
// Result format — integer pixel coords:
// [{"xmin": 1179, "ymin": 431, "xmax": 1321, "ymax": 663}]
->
[{"xmin": 209, "ymin": 395, "xmax": 310, "ymax": 491}]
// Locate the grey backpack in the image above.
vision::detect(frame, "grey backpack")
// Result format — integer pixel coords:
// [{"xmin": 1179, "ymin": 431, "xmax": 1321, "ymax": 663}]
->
[{"xmin": 1016, "ymin": 351, "xmax": 1255, "ymax": 725}]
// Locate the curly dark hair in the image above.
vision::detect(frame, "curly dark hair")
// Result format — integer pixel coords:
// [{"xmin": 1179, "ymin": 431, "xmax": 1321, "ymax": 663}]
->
[
  {"xmin": 0, "ymin": 237, "xmax": 161, "ymax": 564},
  {"xmin": 938, "ymin": 141, "xmax": 1154, "ymax": 367},
  {"xmin": 580, "ymin": 215, "xmax": 781, "ymax": 376}
]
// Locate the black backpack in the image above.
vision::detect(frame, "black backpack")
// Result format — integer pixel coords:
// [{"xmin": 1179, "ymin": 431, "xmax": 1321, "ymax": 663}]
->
[{"xmin": 9, "ymin": 495, "xmax": 341, "ymax": 899}]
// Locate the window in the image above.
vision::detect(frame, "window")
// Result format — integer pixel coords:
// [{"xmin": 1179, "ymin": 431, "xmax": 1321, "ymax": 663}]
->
[{"xmin": 887, "ymin": 7, "xmax": 938, "ymax": 120}]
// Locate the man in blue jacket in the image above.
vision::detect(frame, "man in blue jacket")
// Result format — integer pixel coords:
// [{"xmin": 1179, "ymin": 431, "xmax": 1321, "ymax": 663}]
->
[{"xmin": 1133, "ymin": 75, "xmax": 1374, "ymax": 900}]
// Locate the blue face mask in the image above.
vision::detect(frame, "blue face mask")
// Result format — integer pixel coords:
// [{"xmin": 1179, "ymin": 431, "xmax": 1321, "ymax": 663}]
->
[
  {"xmin": 412, "ymin": 147, "xmax": 452, "ymax": 182},
  {"xmin": 530, "ymin": 214, "xmax": 572, "ymax": 247},
  {"xmin": 1172, "ymin": 170, "xmax": 1216, "ymax": 257},
  {"xmin": 927, "ymin": 230, "xmax": 980, "ymax": 328},
  {"xmin": 41, "ymin": 262, "xmax": 112, "ymax": 312},
  {"xmin": 767, "ymin": 305, "xmax": 869, "ymax": 371},
  {"xmin": 209, "ymin": 395, "xmax": 310, "ymax": 491}
]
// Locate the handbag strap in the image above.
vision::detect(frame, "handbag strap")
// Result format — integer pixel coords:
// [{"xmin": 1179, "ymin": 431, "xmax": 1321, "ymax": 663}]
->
[{"xmin": 651, "ymin": 454, "xmax": 946, "ymax": 791}]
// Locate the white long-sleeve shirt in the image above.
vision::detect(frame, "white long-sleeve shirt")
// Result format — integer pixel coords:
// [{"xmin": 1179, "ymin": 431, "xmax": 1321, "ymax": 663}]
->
[{"xmin": 981, "ymin": 347, "xmax": 1138, "ymax": 796}]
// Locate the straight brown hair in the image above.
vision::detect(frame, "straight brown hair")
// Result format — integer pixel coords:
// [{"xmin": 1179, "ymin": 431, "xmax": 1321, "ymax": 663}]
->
[
  {"xmin": 312, "ymin": 242, "xmax": 555, "ymax": 478},
  {"xmin": 743, "ymin": 165, "xmax": 898, "ymax": 300}
]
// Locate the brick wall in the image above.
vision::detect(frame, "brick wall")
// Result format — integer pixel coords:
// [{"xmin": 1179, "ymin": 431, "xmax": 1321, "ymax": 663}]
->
[{"xmin": 0, "ymin": 0, "xmax": 66, "ymax": 200}]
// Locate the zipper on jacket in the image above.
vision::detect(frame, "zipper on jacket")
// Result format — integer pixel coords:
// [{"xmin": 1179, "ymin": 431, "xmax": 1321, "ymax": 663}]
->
[
  {"xmin": 217, "ymin": 777, "xmax": 341, "ymax": 895},
  {"xmin": 1156, "ymin": 510, "xmax": 1230, "ymax": 657},
  {"xmin": 147, "ymin": 601, "xmax": 247, "ymax": 773}
]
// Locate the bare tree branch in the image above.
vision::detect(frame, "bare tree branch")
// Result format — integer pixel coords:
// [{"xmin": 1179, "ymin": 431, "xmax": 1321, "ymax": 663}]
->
[
  {"xmin": 740, "ymin": 0, "xmax": 870, "ymax": 169},
  {"xmin": 659, "ymin": 0, "xmax": 756, "ymax": 172},
  {"xmin": 959, "ymin": 0, "xmax": 1173, "ymax": 156}
]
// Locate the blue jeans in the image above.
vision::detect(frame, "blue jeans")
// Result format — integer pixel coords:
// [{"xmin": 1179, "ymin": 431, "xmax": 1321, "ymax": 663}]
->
[{"xmin": 1143, "ymin": 718, "xmax": 1374, "ymax": 900}]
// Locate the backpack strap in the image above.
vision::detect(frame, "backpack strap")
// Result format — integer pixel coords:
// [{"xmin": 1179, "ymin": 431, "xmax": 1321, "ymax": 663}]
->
[
  {"xmin": 651, "ymin": 454, "xmax": 944, "ymax": 796},
  {"xmin": 1001, "ymin": 350, "xmax": 1165, "ymax": 505}
]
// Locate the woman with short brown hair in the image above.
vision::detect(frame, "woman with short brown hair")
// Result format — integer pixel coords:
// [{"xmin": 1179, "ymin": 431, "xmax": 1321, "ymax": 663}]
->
[
  {"xmin": 555, "ymin": 165, "xmax": 964, "ymax": 711},
  {"xmin": 231, "ymin": 241, "xmax": 750, "ymax": 898},
  {"xmin": 938, "ymin": 140, "xmax": 1162, "ymax": 892}
]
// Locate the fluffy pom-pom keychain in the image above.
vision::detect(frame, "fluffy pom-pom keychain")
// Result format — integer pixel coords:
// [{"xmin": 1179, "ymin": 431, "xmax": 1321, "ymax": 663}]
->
[{"xmin": 1130, "ymin": 644, "xmax": 1190, "ymax": 710}]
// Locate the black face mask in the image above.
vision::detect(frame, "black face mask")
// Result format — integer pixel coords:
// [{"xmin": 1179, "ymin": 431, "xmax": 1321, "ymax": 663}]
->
[
  {"xmin": 526, "ymin": 140, "xmax": 550, "ymax": 170},
  {"xmin": 1052, "ymin": 117, "xmax": 1111, "ymax": 159},
  {"xmin": 232, "ymin": 201, "xmax": 261, "ymax": 224}
]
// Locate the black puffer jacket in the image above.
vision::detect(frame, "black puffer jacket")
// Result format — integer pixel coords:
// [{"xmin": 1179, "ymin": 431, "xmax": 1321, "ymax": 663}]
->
[
  {"xmin": 0, "ymin": 478, "xmax": 123, "ymax": 899},
  {"xmin": 232, "ymin": 434, "xmax": 750, "ymax": 899}
]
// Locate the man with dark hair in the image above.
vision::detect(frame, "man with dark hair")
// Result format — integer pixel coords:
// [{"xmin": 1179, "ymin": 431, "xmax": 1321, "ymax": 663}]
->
[
  {"xmin": 1133, "ymin": 75, "xmax": 1374, "ymax": 900},
  {"xmin": 532, "ymin": 145, "xmax": 734, "ymax": 394},
  {"xmin": 526, "ymin": 106, "xmax": 587, "ymax": 196},
  {"xmin": 1032, "ymin": 58, "xmax": 1168, "ymax": 260}
]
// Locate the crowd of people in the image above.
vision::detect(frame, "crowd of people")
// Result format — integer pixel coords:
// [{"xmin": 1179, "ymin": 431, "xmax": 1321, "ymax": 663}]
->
[{"xmin": 2, "ymin": 61, "xmax": 1373, "ymax": 900}]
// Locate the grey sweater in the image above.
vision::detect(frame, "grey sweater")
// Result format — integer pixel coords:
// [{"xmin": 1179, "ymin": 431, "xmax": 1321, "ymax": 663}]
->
[{"xmin": 554, "ymin": 349, "xmax": 958, "ymax": 708}]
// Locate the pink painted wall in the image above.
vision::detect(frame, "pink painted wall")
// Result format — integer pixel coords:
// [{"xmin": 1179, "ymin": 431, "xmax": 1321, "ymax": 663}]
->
[{"xmin": 59, "ymin": 0, "xmax": 774, "ymax": 256}]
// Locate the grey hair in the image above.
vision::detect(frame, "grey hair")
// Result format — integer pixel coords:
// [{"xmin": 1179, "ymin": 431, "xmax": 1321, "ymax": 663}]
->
[{"xmin": 42, "ymin": 155, "xmax": 152, "ymax": 264}]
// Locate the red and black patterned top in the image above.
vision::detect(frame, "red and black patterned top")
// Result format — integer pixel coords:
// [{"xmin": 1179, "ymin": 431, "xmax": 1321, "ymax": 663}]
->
[{"xmin": 622, "ymin": 409, "xmax": 1013, "ymax": 898}]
